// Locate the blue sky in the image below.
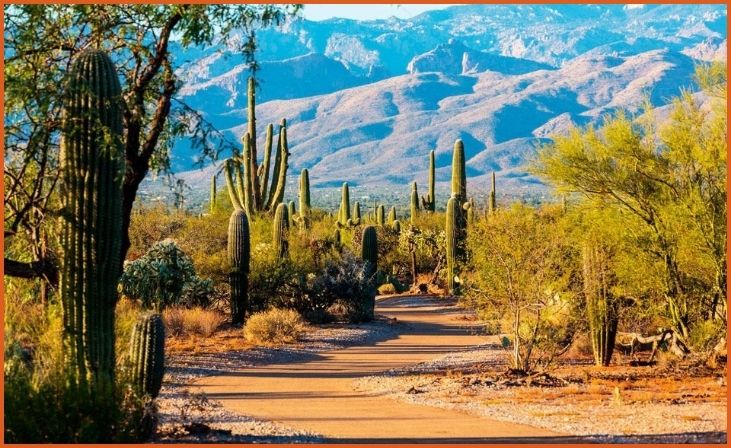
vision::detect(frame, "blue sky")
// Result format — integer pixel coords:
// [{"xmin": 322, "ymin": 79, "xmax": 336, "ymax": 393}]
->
[{"xmin": 301, "ymin": 4, "xmax": 453, "ymax": 21}]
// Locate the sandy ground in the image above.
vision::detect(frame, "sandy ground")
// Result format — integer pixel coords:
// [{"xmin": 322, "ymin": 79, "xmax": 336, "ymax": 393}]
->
[{"xmin": 187, "ymin": 296, "xmax": 569, "ymax": 443}]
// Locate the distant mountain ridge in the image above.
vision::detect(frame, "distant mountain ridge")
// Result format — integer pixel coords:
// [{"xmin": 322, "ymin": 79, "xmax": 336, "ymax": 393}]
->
[{"xmin": 154, "ymin": 4, "xmax": 726, "ymax": 204}]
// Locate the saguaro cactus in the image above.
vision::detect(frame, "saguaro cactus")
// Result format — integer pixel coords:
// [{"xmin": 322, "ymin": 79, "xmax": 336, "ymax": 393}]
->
[
  {"xmin": 210, "ymin": 175, "xmax": 217, "ymax": 214},
  {"xmin": 224, "ymin": 77, "xmax": 289, "ymax": 215},
  {"xmin": 376, "ymin": 204, "xmax": 386, "ymax": 226},
  {"xmin": 273, "ymin": 203, "xmax": 290, "ymax": 259},
  {"xmin": 452, "ymin": 139, "xmax": 467, "ymax": 204},
  {"xmin": 59, "ymin": 49, "xmax": 124, "ymax": 395},
  {"xmin": 299, "ymin": 168, "xmax": 310, "ymax": 219},
  {"xmin": 353, "ymin": 201, "xmax": 362, "ymax": 222},
  {"xmin": 388, "ymin": 206, "xmax": 397, "ymax": 225},
  {"xmin": 410, "ymin": 182, "xmax": 419, "ymax": 224},
  {"xmin": 583, "ymin": 243, "xmax": 619, "ymax": 366},
  {"xmin": 228, "ymin": 209, "xmax": 250, "ymax": 325},
  {"xmin": 288, "ymin": 201, "xmax": 297, "ymax": 228},
  {"xmin": 488, "ymin": 171, "xmax": 497, "ymax": 215},
  {"xmin": 129, "ymin": 313, "xmax": 165, "ymax": 398},
  {"xmin": 338, "ymin": 182, "xmax": 351, "ymax": 226},
  {"xmin": 361, "ymin": 225, "xmax": 378, "ymax": 277},
  {"xmin": 421, "ymin": 150, "xmax": 436, "ymax": 212},
  {"xmin": 445, "ymin": 197, "xmax": 460, "ymax": 294}
]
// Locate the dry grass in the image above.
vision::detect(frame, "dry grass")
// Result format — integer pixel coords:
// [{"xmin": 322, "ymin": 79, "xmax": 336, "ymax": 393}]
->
[
  {"xmin": 163, "ymin": 307, "xmax": 227, "ymax": 337},
  {"xmin": 377, "ymin": 283, "xmax": 397, "ymax": 295},
  {"xmin": 243, "ymin": 308, "xmax": 307, "ymax": 346}
]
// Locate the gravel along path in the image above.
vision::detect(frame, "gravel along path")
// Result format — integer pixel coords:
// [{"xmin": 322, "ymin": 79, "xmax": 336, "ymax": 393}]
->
[
  {"xmin": 354, "ymin": 342, "xmax": 727, "ymax": 443},
  {"xmin": 154, "ymin": 317, "xmax": 402, "ymax": 442}
]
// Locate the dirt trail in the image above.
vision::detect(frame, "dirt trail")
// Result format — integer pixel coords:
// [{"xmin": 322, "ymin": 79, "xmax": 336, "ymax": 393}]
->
[{"xmin": 192, "ymin": 296, "xmax": 567, "ymax": 443}]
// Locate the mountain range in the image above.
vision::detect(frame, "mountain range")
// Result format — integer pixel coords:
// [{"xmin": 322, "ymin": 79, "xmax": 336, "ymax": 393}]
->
[{"xmin": 142, "ymin": 4, "xmax": 727, "ymax": 207}]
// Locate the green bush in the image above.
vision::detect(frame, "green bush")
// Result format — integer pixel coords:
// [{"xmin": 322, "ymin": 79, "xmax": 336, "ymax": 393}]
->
[
  {"xmin": 312, "ymin": 253, "xmax": 377, "ymax": 323},
  {"xmin": 119, "ymin": 239, "xmax": 214, "ymax": 309}
]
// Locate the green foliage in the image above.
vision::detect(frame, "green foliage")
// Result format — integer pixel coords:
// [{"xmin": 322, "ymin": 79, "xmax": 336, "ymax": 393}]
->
[
  {"xmin": 534, "ymin": 69, "xmax": 727, "ymax": 342},
  {"xmin": 128, "ymin": 313, "xmax": 165, "ymax": 399},
  {"xmin": 312, "ymin": 253, "xmax": 377, "ymax": 323},
  {"xmin": 119, "ymin": 239, "xmax": 214, "ymax": 310},
  {"xmin": 465, "ymin": 204, "xmax": 579, "ymax": 372}
]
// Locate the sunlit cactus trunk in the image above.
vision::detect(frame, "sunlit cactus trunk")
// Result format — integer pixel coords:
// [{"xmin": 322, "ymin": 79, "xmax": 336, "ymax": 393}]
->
[
  {"xmin": 421, "ymin": 150, "xmax": 436, "ymax": 212},
  {"xmin": 59, "ymin": 49, "xmax": 124, "ymax": 397},
  {"xmin": 410, "ymin": 182, "xmax": 419, "ymax": 224},
  {"xmin": 445, "ymin": 196, "xmax": 461, "ymax": 295},
  {"xmin": 273, "ymin": 203, "xmax": 290, "ymax": 259}
]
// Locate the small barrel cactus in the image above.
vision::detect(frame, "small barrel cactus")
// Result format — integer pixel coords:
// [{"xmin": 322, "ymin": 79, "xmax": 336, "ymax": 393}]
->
[{"xmin": 129, "ymin": 313, "xmax": 165, "ymax": 398}]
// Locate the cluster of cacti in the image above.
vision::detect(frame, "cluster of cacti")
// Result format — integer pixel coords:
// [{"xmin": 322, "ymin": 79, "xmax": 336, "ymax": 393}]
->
[
  {"xmin": 361, "ymin": 225, "xmax": 378, "ymax": 278},
  {"xmin": 273, "ymin": 202, "xmax": 290, "ymax": 259},
  {"xmin": 583, "ymin": 243, "xmax": 619, "ymax": 366},
  {"xmin": 224, "ymin": 77, "xmax": 289, "ymax": 215},
  {"xmin": 228, "ymin": 209, "xmax": 250, "ymax": 325},
  {"xmin": 129, "ymin": 313, "xmax": 165, "ymax": 398},
  {"xmin": 59, "ymin": 49, "xmax": 124, "ymax": 395},
  {"xmin": 421, "ymin": 150, "xmax": 436, "ymax": 212}
]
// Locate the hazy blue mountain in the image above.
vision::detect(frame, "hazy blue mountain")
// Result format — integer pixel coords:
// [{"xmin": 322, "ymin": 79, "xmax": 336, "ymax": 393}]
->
[{"xmin": 160, "ymin": 4, "xmax": 726, "ymax": 202}]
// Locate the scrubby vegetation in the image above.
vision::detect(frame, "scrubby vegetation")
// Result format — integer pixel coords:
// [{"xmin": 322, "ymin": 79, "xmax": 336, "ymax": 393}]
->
[{"xmin": 3, "ymin": 3, "xmax": 726, "ymax": 442}]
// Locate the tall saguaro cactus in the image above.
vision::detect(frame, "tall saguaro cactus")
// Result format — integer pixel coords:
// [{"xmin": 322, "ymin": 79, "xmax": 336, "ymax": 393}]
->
[
  {"xmin": 452, "ymin": 139, "xmax": 467, "ymax": 204},
  {"xmin": 421, "ymin": 150, "xmax": 436, "ymax": 212},
  {"xmin": 338, "ymin": 182, "xmax": 351, "ymax": 226},
  {"xmin": 488, "ymin": 171, "xmax": 497, "ymax": 215},
  {"xmin": 129, "ymin": 313, "xmax": 165, "ymax": 398},
  {"xmin": 388, "ymin": 206, "xmax": 397, "ymax": 225},
  {"xmin": 224, "ymin": 77, "xmax": 289, "ymax": 216},
  {"xmin": 583, "ymin": 243, "xmax": 619, "ymax": 366},
  {"xmin": 59, "ymin": 49, "xmax": 124, "ymax": 396},
  {"xmin": 376, "ymin": 204, "xmax": 386, "ymax": 226},
  {"xmin": 228, "ymin": 209, "xmax": 250, "ymax": 325},
  {"xmin": 410, "ymin": 182, "xmax": 419, "ymax": 224},
  {"xmin": 352, "ymin": 201, "xmax": 362, "ymax": 222},
  {"xmin": 299, "ymin": 168, "xmax": 310, "ymax": 219},
  {"xmin": 273, "ymin": 203, "xmax": 290, "ymax": 259}
]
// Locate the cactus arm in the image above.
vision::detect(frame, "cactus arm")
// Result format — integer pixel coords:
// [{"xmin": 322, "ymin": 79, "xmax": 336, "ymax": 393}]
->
[
  {"xmin": 224, "ymin": 159, "xmax": 244, "ymax": 211},
  {"xmin": 246, "ymin": 77, "xmax": 261, "ymax": 209},
  {"xmin": 266, "ymin": 120, "xmax": 289, "ymax": 210},
  {"xmin": 265, "ymin": 122, "xmax": 284, "ymax": 208},
  {"xmin": 259, "ymin": 123, "xmax": 274, "ymax": 204},
  {"xmin": 242, "ymin": 134, "xmax": 255, "ymax": 217}
]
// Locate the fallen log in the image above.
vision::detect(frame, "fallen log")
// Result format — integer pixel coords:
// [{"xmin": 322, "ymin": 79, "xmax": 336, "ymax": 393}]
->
[{"xmin": 615, "ymin": 329, "xmax": 689, "ymax": 361}]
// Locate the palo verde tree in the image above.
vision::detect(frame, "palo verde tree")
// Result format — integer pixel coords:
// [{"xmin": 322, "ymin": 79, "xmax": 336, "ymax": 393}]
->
[
  {"xmin": 4, "ymin": 4, "xmax": 301, "ymax": 285},
  {"xmin": 533, "ymin": 63, "xmax": 727, "ymax": 344}
]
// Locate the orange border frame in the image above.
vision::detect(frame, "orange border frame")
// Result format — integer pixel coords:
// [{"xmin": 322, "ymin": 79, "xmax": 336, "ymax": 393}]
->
[{"xmin": 0, "ymin": 1, "xmax": 728, "ymax": 447}]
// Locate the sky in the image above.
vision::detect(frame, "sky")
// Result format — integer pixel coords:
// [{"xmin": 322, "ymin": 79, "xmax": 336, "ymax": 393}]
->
[{"xmin": 301, "ymin": 4, "xmax": 454, "ymax": 21}]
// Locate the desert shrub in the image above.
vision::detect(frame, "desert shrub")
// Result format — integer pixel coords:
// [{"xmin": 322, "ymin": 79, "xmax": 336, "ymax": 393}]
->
[
  {"xmin": 119, "ymin": 239, "xmax": 213, "ymax": 310},
  {"xmin": 162, "ymin": 307, "xmax": 226, "ymax": 337},
  {"xmin": 312, "ymin": 253, "xmax": 377, "ymax": 322},
  {"xmin": 378, "ymin": 283, "xmax": 397, "ymax": 295},
  {"xmin": 243, "ymin": 308, "xmax": 306, "ymax": 345}
]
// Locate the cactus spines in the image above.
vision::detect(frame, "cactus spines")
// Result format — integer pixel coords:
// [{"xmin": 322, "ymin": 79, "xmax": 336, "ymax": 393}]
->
[
  {"xmin": 228, "ymin": 209, "xmax": 250, "ymax": 325},
  {"xmin": 388, "ymin": 206, "xmax": 397, "ymax": 225},
  {"xmin": 338, "ymin": 182, "xmax": 351, "ymax": 226},
  {"xmin": 129, "ymin": 313, "xmax": 165, "ymax": 398},
  {"xmin": 421, "ymin": 150, "xmax": 436, "ymax": 212},
  {"xmin": 488, "ymin": 171, "xmax": 497, "ymax": 215},
  {"xmin": 583, "ymin": 243, "xmax": 619, "ymax": 367},
  {"xmin": 59, "ymin": 49, "xmax": 124, "ymax": 395},
  {"xmin": 376, "ymin": 204, "xmax": 386, "ymax": 226},
  {"xmin": 210, "ymin": 175, "xmax": 217, "ymax": 213},
  {"xmin": 299, "ymin": 168, "xmax": 310, "ymax": 219},
  {"xmin": 445, "ymin": 196, "xmax": 461, "ymax": 295},
  {"xmin": 361, "ymin": 225, "xmax": 378, "ymax": 278},
  {"xmin": 410, "ymin": 182, "xmax": 419, "ymax": 224},
  {"xmin": 451, "ymin": 139, "xmax": 467, "ymax": 204},
  {"xmin": 273, "ymin": 202, "xmax": 290, "ymax": 259}
]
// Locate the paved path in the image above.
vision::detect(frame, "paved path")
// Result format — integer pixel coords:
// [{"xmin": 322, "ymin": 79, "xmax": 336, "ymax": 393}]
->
[{"xmin": 192, "ymin": 296, "xmax": 567, "ymax": 443}]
